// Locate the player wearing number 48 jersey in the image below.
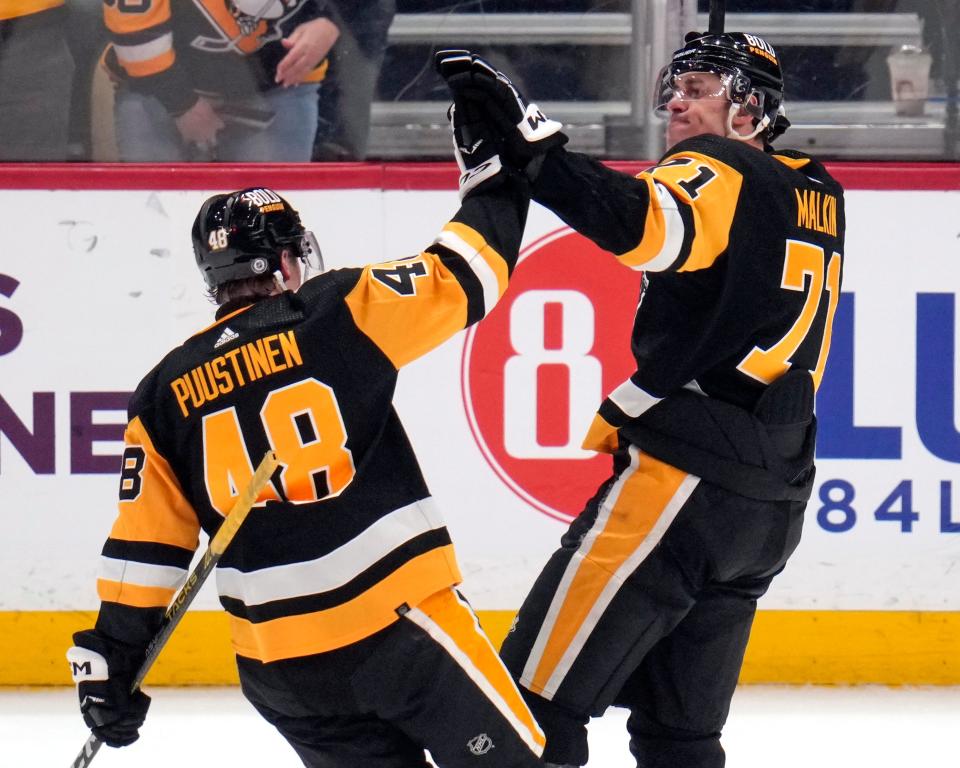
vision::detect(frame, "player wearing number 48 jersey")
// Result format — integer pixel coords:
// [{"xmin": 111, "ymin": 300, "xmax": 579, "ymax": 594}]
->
[
  {"xmin": 66, "ymin": 121, "xmax": 546, "ymax": 765},
  {"xmin": 437, "ymin": 31, "xmax": 845, "ymax": 768}
]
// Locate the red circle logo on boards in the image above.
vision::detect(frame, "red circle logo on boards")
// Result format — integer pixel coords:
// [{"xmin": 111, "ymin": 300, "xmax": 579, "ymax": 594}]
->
[{"xmin": 461, "ymin": 228, "xmax": 644, "ymax": 522}]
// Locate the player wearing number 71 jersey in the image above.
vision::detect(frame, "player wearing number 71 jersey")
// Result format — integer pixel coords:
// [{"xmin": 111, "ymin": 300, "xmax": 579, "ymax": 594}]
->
[
  {"xmin": 436, "ymin": 30, "xmax": 845, "ymax": 768},
  {"xmin": 66, "ymin": 165, "xmax": 548, "ymax": 765}
]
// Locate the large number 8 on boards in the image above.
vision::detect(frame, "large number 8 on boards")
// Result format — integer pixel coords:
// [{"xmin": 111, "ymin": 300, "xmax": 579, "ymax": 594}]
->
[{"xmin": 504, "ymin": 290, "xmax": 602, "ymax": 459}]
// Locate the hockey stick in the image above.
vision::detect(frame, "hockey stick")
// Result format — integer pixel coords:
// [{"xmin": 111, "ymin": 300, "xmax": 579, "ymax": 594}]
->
[
  {"xmin": 69, "ymin": 450, "xmax": 279, "ymax": 768},
  {"xmin": 708, "ymin": 0, "xmax": 725, "ymax": 33}
]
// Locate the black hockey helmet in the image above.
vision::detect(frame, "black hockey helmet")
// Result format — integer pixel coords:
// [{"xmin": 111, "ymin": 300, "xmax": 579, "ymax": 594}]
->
[
  {"xmin": 191, "ymin": 187, "xmax": 321, "ymax": 290},
  {"xmin": 655, "ymin": 31, "xmax": 790, "ymax": 143}
]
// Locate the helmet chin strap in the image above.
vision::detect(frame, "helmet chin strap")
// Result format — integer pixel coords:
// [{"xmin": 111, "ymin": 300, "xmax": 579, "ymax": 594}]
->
[{"xmin": 724, "ymin": 102, "xmax": 770, "ymax": 142}]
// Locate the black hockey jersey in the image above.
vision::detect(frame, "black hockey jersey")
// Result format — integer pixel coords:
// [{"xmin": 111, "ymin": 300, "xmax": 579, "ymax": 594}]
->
[
  {"xmin": 103, "ymin": 0, "xmax": 328, "ymax": 115},
  {"xmin": 93, "ymin": 182, "xmax": 528, "ymax": 663},
  {"xmin": 532, "ymin": 135, "xmax": 845, "ymax": 499}
]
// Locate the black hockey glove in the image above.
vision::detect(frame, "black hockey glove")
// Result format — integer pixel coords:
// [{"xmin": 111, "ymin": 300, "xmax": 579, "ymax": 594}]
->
[
  {"xmin": 435, "ymin": 49, "xmax": 567, "ymax": 172},
  {"xmin": 446, "ymin": 96, "xmax": 506, "ymax": 199},
  {"xmin": 67, "ymin": 629, "xmax": 151, "ymax": 748}
]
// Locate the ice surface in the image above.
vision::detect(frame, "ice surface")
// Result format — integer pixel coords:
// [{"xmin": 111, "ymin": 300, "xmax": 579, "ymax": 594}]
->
[{"xmin": 7, "ymin": 685, "xmax": 958, "ymax": 767}]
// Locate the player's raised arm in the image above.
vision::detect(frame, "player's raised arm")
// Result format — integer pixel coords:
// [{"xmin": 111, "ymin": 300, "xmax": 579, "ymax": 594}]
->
[
  {"xmin": 342, "ymin": 93, "xmax": 531, "ymax": 369},
  {"xmin": 435, "ymin": 49, "xmax": 657, "ymax": 257}
]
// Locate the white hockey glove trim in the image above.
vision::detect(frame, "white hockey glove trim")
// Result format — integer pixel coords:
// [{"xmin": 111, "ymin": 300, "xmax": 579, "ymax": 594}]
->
[
  {"xmin": 517, "ymin": 102, "xmax": 564, "ymax": 144},
  {"xmin": 447, "ymin": 101, "xmax": 506, "ymax": 200},
  {"xmin": 458, "ymin": 156, "xmax": 504, "ymax": 199},
  {"xmin": 67, "ymin": 645, "xmax": 110, "ymax": 683}
]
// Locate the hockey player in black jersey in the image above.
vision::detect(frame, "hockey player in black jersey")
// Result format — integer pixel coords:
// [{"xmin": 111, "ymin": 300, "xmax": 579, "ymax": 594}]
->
[
  {"xmin": 437, "ymin": 31, "xmax": 845, "ymax": 768},
  {"xmin": 66, "ymin": 102, "xmax": 547, "ymax": 766}
]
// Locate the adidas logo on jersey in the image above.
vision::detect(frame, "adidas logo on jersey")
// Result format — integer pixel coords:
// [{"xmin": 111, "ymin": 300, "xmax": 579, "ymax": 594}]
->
[{"xmin": 214, "ymin": 327, "xmax": 239, "ymax": 349}]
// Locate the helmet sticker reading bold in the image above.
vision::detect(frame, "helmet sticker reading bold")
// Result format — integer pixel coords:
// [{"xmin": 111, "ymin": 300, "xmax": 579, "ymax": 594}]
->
[
  {"xmin": 743, "ymin": 34, "xmax": 778, "ymax": 64},
  {"xmin": 241, "ymin": 188, "xmax": 283, "ymax": 206}
]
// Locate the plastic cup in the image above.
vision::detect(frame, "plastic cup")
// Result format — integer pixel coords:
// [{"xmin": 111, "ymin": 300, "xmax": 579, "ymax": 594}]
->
[{"xmin": 886, "ymin": 44, "xmax": 932, "ymax": 117}]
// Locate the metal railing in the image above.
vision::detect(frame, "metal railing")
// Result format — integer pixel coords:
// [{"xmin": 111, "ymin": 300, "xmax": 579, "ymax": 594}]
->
[
  {"xmin": 372, "ymin": 9, "xmax": 942, "ymax": 160},
  {"xmin": 387, "ymin": 12, "xmax": 923, "ymax": 48},
  {"xmin": 368, "ymin": 100, "xmax": 950, "ymax": 160}
]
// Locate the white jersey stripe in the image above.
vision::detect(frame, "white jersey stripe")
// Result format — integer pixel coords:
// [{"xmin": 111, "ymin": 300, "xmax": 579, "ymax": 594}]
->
[
  {"xmin": 216, "ymin": 498, "xmax": 445, "ymax": 606},
  {"xmin": 640, "ymin": 182, "xmax": 687, "ymax": 272},
  {"xmin": 114, "ymin": 32, "xmax": 173, "ymax": 64},
  {"xmin": 406, "ymin": 593, "xmax": 545, "ymax": 757},
  {"xmin": 99, "ymin": 556, "xmax": 186, "ymax": 591},
  {"xmin": 434, "ymin": 230, "xmax": 501, "ymax": 317},
  {"xmin": 607, "ymin": 378, "xmax": 662, "ymax": 418}
]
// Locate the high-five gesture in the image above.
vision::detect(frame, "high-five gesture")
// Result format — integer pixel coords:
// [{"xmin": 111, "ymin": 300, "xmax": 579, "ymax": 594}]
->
[{"xmin": 435, "ymin": 49, "xmax": 567, "ymax": 171}]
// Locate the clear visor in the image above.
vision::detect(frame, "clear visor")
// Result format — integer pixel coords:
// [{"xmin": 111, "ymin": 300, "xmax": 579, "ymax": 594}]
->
[
  {"xmin": 298, "ymin": 231, "xmax": 324, "ymax": 281},
  {"xmin": 653, "ymin": 67, "xmax": 734, "ymax": 115}
]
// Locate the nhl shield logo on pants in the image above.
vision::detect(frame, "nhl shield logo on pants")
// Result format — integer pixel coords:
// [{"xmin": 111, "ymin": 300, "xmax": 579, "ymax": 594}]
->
[{"xmin": 467, "ymin": 733, "xmax": 495, "ymax": 755}]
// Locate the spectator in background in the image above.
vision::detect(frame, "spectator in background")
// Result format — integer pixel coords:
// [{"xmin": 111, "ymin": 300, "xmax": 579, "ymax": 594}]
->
[
  {"xmin": 0, "ymin": 0, "xmax": 75, "ymax": 161},
  {"xmin": 104, "ymin": 0, "xmax": 339, "ymax": 162},
  {"xmin": 313, "ymin": 0, "xmax": 395, "ymax": 161}
]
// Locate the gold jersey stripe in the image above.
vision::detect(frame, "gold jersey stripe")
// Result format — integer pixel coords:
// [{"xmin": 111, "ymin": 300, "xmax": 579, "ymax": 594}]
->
[
  {"xmin": 120, "ymin": 47, "xmax": 176, "ymax": 79},
  {"xmin": 773, "ymin": 154, "xmax": 812, "ymax": 171},
  {"xmin": 109, "ymin": 416, "xmax": 201, "ymax": 551},
  {"xmin": 412, "ymin": 589, "xmax": 546, "ymax": 753},
  {"xmin": 301, "ymin": 58, "xmax": 329, "ymax": 83},
  {"xmin": 346, "ymin": 252, "xmax": 468, "ymax": 369},
  {"xmin": 618, "ymin": 151, "xmax": 743, "ymax": 273},
  {"xmin": 581, "ymin": 412, "xmax": 618, "ymax": 454},
  {"xmin": 664, "ymin": 150, "xmax": 741, "ymax": 272},
  {"xmin": 1, "ymin": 0, "xmax": 63, "ymax": 19},
  {"xmin": 527, "ymin": 452, "xmax": 689, "ymax": 695},
  {"xmin": 104, "ymin": 0, "xmax": 171, "ymax": 35},
  {"xmin": 193, "ymin": 304, "xmax": 253, "ymax": 339},
  {"xmin": 614, "ymin": 176, "xmax": 672, "ymax": 269},
  {"xmin": 97, "ymin": 578, "xmax": 176, "ymax": 609},
  {"xmin": 0, "ymin": 0, "xmax": 63, "ymax": 19},
  {"xmin": 228, "ymin": 545, "xmax": 461, "ymax": 662}
]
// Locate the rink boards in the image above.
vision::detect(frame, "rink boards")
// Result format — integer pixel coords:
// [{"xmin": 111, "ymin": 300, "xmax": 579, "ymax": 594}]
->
[{"xmin": 0, "ymin": 162, "xmax": 958, "ymax": 685}]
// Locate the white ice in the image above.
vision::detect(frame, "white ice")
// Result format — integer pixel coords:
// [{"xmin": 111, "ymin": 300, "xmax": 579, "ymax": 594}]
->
[{"xmin": 6, "ymin": 685, "xmax": 958, "ymax": 767}]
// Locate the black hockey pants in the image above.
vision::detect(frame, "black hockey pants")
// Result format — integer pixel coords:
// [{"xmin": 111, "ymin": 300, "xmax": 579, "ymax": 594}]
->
[
  {"xmin": 238, "ymin": 587, "xmax": 545, "ymax": 768},
  {"xmin": 500, "ymin": 447, "xmax": 805, "ymax": 767}
]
